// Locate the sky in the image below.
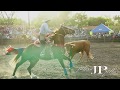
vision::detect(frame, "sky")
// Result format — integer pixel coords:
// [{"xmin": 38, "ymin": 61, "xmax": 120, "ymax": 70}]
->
[
  {"xmin": 14, "ymin": 11, "xmax": 60, "ymax": 23},
  {"xmin": 14, "ymin": 11, "xmax": 120, "ymax": 22}
]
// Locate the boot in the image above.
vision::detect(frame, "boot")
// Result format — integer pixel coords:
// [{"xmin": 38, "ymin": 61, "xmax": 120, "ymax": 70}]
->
[
  {"xmin": 40, "ymin": 45, "xmax": 46, "ymax": 58},
  {"xmin": 34, "ymin": 39, "xmax": 40, "ymax": 47}
]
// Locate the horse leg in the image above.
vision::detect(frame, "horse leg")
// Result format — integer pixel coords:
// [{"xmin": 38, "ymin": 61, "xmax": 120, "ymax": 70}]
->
[
  {"xmin": 12, "ymin": 58, "xmax": 27, "ymax": 78},
  {"xmin": 58, "ymin": 59, "xmax": 69, "ymax": 79},
  {"xmin": 69, "ymin": 54, "xmax": 74, "ymax": 60},
  {"xmin": 68, "ymin": 50, "xmax": 75, "ymax": 60},
  {"xmin": 63, "ymin": 55, "xmax": 75, "ymax": 73},
  {"xmin": 27, "ymin": 59, "xmax": 39, "ymax": 79}
]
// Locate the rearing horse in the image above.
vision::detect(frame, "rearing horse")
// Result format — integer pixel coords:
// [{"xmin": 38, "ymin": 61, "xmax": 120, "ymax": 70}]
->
[{"xmin": 6, "ymin": 25, "xmax": 75, "ymax": 79}]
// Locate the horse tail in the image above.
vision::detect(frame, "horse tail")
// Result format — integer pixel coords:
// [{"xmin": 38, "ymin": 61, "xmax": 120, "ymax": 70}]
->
[
  {"xmin": 9, "ymin": 44, "xmax": 35, "ymax": 68},
  {"xmin": 9, "ymin": 48, "xmax": 25, "ymax": 68}
]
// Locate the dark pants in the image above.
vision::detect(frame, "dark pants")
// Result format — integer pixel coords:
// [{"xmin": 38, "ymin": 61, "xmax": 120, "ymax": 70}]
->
[
  {"xmin": 40, "ymin": 40, "xmax": 46, "ymax": 45},
  {"xmin": 39, "ymin": 35, "xmax": 46, "ymax": 45},
  {"xmin": 39, "ymin": 34, "xmax": 47, "ymax": 54},
  {"xmin": 39, "ymin": 37, "xmax": 46, "ymax": 50}
]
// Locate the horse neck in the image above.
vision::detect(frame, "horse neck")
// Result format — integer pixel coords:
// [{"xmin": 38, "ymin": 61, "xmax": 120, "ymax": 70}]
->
[
  {"xmin": 54, "ymin": 37, "xmax": 65, "ymax": 47},
  {"xmin": 52, "ymin": 31, "xmax": 65, "ymax": 47},
  {"xmin": 54, "ymin": 43, "xmax": 64, "ymax": 47}
]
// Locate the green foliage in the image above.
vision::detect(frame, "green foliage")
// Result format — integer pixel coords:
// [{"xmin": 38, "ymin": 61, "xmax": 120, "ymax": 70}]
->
[
  {"xmin": 0, "ymin": 17, "xmax": 26, "ymax": 26},
  {"xmin": 63, "ymin": 12, "xmax": 89, "ymax": 29},
  {"xmin": 105, "ymin": 17, "xmax": 114, "ymax": 26},
  {"xmin": 0, "ymin": 18, "xmax": 13, "ymax": 25},
  {"xmin": 31, "ymin": 12, "xmax": 120, "ymax": 32},
  {"xmin": 113, "ymin": 15, "xmax": 120, "ymax": 23},
  {"xmin": 88, "ymin": 17, "xmax": 108, "ymax": 26},
  {"xmin": 73, "ymin": 12, "xmax": 88, "ymax": 28},
  {"xmin": 13, "ymin": 18, "xmax": 26, "ymax": 25},
  {"xmin": 1, "ymin": 11, "xmax": 120, "ymax": 33}
]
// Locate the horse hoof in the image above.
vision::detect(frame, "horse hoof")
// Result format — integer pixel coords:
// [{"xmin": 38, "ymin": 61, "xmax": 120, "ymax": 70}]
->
[
  {"xmin": 65, "ymin": 75, "xmax": 69, "ymax": 79},
  {"xmin": 10, "ymin": 76, "xmax": 17, "ymax": 79},
  {"xmin": 66, "ymin": 76, "xmax": 69, "ymax": 79},
  {"xmin": 30, "ymin": 75, "xmax": 39, "ymax": 79}
]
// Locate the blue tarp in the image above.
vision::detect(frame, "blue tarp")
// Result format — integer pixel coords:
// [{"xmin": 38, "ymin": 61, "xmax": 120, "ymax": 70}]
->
[{"xmin": 91, "ymin": 23, "xmax": 113, "ymax": 34}]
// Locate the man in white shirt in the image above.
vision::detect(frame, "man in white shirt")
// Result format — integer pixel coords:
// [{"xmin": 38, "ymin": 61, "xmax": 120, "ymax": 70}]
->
[
  {"xmin": 39, "ymin": 20, "xmax": 53, "ymax": 58},
  {"xmin": 39, "ymin": 20, "xmax": 52, "ymax": 45}
]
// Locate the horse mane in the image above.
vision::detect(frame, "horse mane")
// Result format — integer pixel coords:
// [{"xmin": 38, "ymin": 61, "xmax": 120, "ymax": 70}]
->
[{"xmin": 53, "ymin": 29, "xmax": 59, "ymax": 34}]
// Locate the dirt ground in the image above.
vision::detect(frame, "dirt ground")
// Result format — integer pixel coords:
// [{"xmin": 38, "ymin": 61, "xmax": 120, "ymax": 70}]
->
[{"xmin": 0, "ymin": 42, "xmax": 120, "ymax": 79}]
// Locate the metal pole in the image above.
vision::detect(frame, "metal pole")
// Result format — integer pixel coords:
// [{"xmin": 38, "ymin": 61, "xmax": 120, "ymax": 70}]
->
[{"xmin": 28, "ymin": 11, "xmax": 31, "ymax": 30}]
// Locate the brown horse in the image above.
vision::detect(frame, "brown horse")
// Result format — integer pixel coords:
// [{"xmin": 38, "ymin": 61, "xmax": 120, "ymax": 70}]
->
[{"xmin": 6, "ymin": 25, "xmax": 75, "ymax": 79}]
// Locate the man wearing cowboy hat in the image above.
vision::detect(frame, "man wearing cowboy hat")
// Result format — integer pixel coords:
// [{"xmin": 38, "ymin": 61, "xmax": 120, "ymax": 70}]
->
[
  {"xmin": 39, "ymin": 19, "xmax": 52, "ymax": 45},
  {"xmin": 38, "ymin": 19, "xmax": 53, "ymax": 58}
]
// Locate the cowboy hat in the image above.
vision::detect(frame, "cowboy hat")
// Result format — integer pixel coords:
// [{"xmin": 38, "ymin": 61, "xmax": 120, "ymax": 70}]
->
[{"xmin": 44, "ymin": 19, "xmax": 51, "ymax": 23}]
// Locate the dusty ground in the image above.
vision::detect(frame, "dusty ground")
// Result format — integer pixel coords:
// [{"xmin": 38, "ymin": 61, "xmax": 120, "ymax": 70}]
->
[{"xmin": 0, "ymin": 42, "xmax": 120, "ymax": 79}]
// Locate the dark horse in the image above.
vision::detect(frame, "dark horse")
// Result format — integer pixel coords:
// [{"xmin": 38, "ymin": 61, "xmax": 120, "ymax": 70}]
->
[{"xmin": 5, "ymin": 25, "xmax": 75, "ymax": 79}]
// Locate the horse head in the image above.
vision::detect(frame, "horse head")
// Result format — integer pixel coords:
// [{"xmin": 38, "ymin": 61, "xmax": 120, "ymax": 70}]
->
[
  {"xmin": 47, "ymin": 25, "xmax": 75, "ymax": 47},
  {"xmin": 58, "ymin": 25, "xmax": 75, "ymax": 35}
]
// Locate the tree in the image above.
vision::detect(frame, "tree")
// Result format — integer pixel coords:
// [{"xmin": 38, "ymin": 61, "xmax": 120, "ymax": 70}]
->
[
  {"xmin": 113, "ymin": 15, "xmax": 120, "ymax": 31},
  {"xmin": 105, "ymin": 17, "xmax": 114, "ymax": 26},
  {"xmin": 88, "ymin": 17, "xmax": 108, "ymax": 26},
  {"xmin": 72, "ymin": 12, "xmax": 88, "ymax": 29},
  {"xmin": 13, "ymin": 18, "xmax": 26, "ymax": 25},
  {"xmin": 113, "ymin": 15, "xmax": 120, "ymax": 24},
  {"xmin": 49, "ymin": 11, "xmax": 72, "ymax": 28},
  {"xmin": 0, "ymin": 11, "xmax": 15, "ymax": 26},
  {"xmin": 31, "ymin": 11, "xmax": 72, "ymax": 29}
]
